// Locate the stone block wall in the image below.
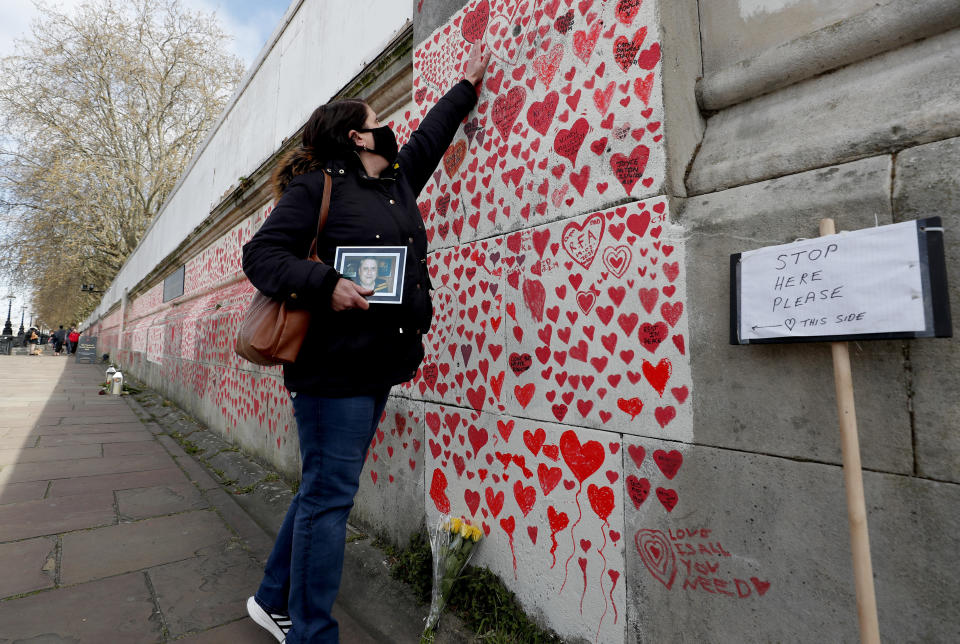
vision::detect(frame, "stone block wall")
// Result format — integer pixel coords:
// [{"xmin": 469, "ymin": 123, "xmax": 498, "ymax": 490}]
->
[{"xmin": 670, "ymin": 0, "xmax": 960, "ymax": 641}]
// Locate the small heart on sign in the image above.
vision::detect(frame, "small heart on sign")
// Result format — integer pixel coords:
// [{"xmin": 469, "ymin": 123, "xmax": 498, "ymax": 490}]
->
[{"xmin": 784, "ymin": 318, "xmax": 796, "ymax": 331}]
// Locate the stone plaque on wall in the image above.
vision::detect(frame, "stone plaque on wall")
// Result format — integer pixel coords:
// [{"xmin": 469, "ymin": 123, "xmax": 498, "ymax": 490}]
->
[{"xmin": 163, "ymin": 265, "xmax": 185, "ymax": 302}]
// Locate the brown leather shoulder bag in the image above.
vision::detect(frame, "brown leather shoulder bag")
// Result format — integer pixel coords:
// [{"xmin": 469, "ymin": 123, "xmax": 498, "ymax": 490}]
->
[{"xmin": 235, "ymin": 171, "xmax": 332, "ymax": 366}]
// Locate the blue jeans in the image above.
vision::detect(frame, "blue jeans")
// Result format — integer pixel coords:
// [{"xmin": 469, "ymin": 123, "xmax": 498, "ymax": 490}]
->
[{"xmin": 255, "ymin": 389, "xmax": 389, "ymax": 643}]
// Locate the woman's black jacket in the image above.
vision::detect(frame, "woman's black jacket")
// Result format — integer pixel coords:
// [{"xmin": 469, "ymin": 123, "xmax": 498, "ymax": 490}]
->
[{"xmin": 242, "ymin": 80, "xmax": 477, "ymax": 396}]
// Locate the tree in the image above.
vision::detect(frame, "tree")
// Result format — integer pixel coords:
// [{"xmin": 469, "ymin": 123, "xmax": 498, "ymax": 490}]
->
[{"xmin": 0, "ymin": 0, "xmax": 244, "ymax": 325}]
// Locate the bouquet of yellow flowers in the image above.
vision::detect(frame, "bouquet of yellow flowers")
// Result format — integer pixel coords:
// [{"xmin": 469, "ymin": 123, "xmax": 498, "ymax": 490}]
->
[{"xmin": 421, "ymin": 515, "xmax": 483, "ymax": 642}]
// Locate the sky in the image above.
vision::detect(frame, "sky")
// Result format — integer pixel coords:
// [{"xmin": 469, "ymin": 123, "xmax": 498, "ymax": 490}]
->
[
  {"xmin": 0, "ymin": 0, "xmax": 292, "ymax": 315},
  {"xmin": 0, "ymin": 0, "xmax": 292, "ymax": 66}
]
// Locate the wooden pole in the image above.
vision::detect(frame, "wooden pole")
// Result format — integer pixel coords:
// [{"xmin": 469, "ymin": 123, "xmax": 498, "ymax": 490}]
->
[{"xmin": 820, "ymin": 218, "xmax": 881, "ymax": 644}]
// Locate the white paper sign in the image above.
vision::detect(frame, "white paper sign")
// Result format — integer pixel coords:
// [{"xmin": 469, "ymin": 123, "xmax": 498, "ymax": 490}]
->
[{"xmin": 738, "ymin": 221, "xmax": 926, "ymax": 341}]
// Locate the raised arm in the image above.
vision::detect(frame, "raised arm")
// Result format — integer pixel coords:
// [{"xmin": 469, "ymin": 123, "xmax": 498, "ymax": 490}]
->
[{"xmin": 398, "ymin": 44, "xmax": 490, "ymax": 196}]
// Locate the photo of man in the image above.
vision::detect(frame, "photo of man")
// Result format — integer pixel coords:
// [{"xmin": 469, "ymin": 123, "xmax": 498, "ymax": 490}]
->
[
  {"xmin": 356, "ymin": 257, "xmax": 390, "ymax": 293},
  {"xmin": 334, "ymin": 246, "xmax": 407, "ymax": 304}
]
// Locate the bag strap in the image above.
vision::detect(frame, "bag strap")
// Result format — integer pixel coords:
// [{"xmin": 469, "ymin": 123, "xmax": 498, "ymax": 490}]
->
[{"xmin": 307, "ymin": 170, "xmax": 332, "ymax": 262}]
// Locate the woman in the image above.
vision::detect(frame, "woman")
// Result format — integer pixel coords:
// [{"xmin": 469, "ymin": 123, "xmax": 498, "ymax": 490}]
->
[
  {"xmin": 242, "ymin": 44, "xmax": 489, "ymax": 643},
  {"xmin": 28, "ymin": 328, "xmax": 41, "ymax": 355},
  {"xmin": 66, "ymin": 327, "xmax": 79, "ymax": 354}
]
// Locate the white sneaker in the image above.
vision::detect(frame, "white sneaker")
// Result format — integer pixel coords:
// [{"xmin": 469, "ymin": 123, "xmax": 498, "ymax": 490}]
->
[{"xmin": 246, "ymin": 596, "xmax": 291, "ymax": 642}]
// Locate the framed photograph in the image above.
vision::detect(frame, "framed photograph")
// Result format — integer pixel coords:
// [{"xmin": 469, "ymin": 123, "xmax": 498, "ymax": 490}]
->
[{"xmin": 334, "ymin": 246, "xmax": 407, "ymax": 304}]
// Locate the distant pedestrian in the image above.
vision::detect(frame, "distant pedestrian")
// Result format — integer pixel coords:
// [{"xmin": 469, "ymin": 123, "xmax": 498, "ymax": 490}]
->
[
  {"xmin": 53, "ymin": 325, "xmax": 66, "ymax": 355},
  {"xmin": 27, "ymin": 328, "xmax": 41, "ymax": 355},
  {"xmin": 67, "ymin": 327, "xmax": 80, "ymax": 354}
]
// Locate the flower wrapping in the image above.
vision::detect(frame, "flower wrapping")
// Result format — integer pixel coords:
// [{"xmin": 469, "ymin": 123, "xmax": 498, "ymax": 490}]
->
[{"xmin": 421, "ymin": 514, "xmax": 483, "ymax": 641}]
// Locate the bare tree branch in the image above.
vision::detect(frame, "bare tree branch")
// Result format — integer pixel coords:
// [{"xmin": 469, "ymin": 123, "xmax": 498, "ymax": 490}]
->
[{"xmin": 0, "ymin": 0, "xmax": 243, "ymax": 325}]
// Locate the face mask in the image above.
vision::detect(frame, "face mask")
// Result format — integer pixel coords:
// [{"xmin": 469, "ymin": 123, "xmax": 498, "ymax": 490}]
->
[{"xmin": 357, "ymin": 125, "xmax": 398, "ymax": 164}]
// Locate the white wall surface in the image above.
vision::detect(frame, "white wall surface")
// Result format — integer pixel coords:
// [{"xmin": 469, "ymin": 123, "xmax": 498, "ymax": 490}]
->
[{"xmin": 87, "ymin": 0, "xmax": 411, "ymax": 323}]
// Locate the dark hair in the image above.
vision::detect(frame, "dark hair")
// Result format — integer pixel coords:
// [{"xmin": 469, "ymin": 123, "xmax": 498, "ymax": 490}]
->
[{"xmin": 271, "ymin": 99, "xmax": 369, "ymax": 200}]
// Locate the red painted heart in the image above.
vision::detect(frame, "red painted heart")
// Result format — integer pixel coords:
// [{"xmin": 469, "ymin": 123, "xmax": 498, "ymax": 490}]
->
[
  {"xmin": 653, "ymin": 449, "xmax": 683, "ymax": 479},
  {"xmin": 527, "ymin": 91, "xmax": 559, "ymax": 136},
  {"xmin": 626, "ymin": 474, "xmax": 650, "ymax": 508},
  {"xmin": 492, "ymin": 86, "xmax": 527, "ymax": 141},
  {"xmin": 655, "ymin": 486, "xmax": 678, "ymax": 511},
  {"xmin": 572, "ymin": 19, "xmax": 601, "ymax": 63},
  {"xmin": 461, "ymin": 0, "xmax": 489, "ymax": 42},
  {"xmin": 638, "ymin": 321, "xmax": 668, "ymax": 353},
  {"xmin": 509, "ymin": 352, "xmax": 532, "ymax": 376},
  {"xmin": 430, "ymin": 469, "xmax": 450, "ymax": 513},
  {"xmin": 548, "ymin": 505, "xmax": 569, "ymax": 532},
  {"xmin": 554, "ymin": 117, "xmax": 588, "ymax": 165},
  {"xmin": 602, "ymin": 245, "xmax": 631, "ymax": 278},
  {"xmin": 522, "ymin": 278, "xmax": 546, "ymax": 322},
  {"xmin": 561, "ymin": 213, "xmax": 605, "ymax": 269},
  {"xmin": 486, "ymin": 486, "xmax": 505, "ymax": 517},
  {"xmin": 610, "ymin": 144, "xmax": 650, "ymax": 194},
  {"xmin": 533, "ymin": 43, "xmax": 564, "ymax": 88},
  {"xmin": 636, "ymin": 42, "xmax": 662, "ymax": 70},
  {"xmin": 523, "ymin": 427, "xmax": 546, "ymax": 455},
  {"xmin": 615, "ymin": 0, "xmax": 643, "ymax": 25},
  {"xmin": 613, "ymin": 27, "xmax": 647, "ymax": 73},
  {"xmin": 538, "ymin": 462, "xmax": 563, "ymax": 496},
  {"xmin": 587, "ymin": 483, "xmax": 615, "ymax": 521},
  {"xmin": 443, "ymin": 140, "xmax": 467, "ymax": 178},
  {"xmin": 559, "ymin": 430, "xmax": 605, "ymax": 483},
  {"xmin": 464, "ymin": 488, "xmax": 481, "ymax": 515},
  {"xmin": 654, "ymin": 405, "xmax": 676, "ymax": 428},
  {"xmin": 642, "ymin": 358, "xmax": 672, "ymax": 397},
  {"xmin": 514, "ymin": 480, "xmax": 537, "ymax": 517},
  {"xmin": 515, "ymin": 383, "xmax": 535, "ymax": 408},
  {"xmin": 617, "ymin": 397, "xmax": 643, "ymax": 419}
]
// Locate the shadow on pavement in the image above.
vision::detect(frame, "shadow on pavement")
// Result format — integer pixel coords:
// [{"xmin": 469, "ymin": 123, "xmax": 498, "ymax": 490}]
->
[
  {"xmin": 0, "ymin": 354, "xmax": 279, "ymax": 642},
  {"xmin": 0, "ymin": 353, "xmax": 469, "ymax": 643}
]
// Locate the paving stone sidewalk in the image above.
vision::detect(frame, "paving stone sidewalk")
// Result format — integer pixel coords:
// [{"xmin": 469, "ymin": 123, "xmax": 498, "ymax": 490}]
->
[{"xmin": 0, "ymin": 356, "xmax": 466, "ymax": 643}]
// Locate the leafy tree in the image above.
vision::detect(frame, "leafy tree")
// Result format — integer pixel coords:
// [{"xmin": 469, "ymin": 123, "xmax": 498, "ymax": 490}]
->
[{"xmin": 0, "ymin": 0, "xmax": 244, "ymax": 325}]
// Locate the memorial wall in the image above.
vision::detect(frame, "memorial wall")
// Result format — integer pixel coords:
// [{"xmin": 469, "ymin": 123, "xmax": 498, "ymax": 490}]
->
[{"xmin": 85, "ymin": 1, "xmax": 960, "ymax": 641}]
